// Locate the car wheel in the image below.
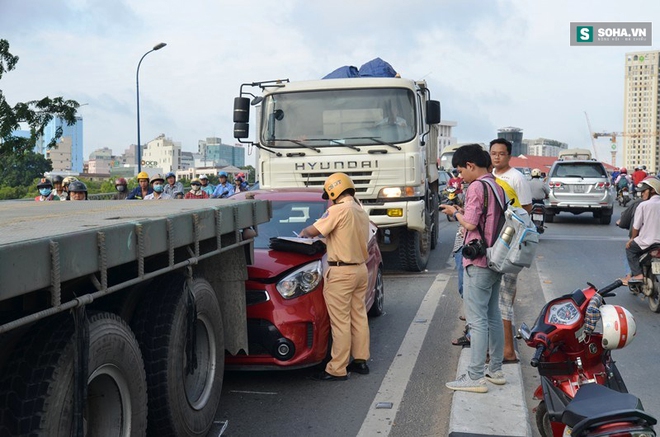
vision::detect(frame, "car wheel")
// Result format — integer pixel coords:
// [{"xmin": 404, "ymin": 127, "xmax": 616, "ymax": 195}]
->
[
  {"xmin": 368, "ymin": 266, "xmax": 384, "ymax": 317},
  {"xmin": 599, "ymin": 211, "xmax": 612, "ymax": 225},
  {"xmin": 544, "ymin": 211, "xmax": 555, "ymax": 223}
]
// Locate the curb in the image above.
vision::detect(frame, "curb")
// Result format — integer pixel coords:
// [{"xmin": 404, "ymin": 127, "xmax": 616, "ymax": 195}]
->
[{"xmin": 448, "ymin": 347, "xmax": 532, "ymax": 437}]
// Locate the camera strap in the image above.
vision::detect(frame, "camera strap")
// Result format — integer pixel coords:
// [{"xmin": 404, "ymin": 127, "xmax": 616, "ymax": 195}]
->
[{"xmin": 475, "ymin": 180, "xmax": 506, "ymax": 247}]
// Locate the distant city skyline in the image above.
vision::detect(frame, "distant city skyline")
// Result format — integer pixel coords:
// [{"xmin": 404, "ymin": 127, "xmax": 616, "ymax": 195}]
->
[{"xmin": 2, "ymin": 1, "xmax": 657, "ymax": 169}]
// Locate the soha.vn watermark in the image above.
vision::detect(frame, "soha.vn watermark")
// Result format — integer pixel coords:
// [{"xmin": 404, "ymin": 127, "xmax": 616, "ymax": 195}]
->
[{"xmin": 571, "ymin": 22, "xmax": 652, "ymax": 46}]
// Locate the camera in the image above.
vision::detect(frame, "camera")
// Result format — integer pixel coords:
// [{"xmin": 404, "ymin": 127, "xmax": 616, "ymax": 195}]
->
[{"xmin": 462, "ymin": 239, "xmax": 487, "ymax": 260}]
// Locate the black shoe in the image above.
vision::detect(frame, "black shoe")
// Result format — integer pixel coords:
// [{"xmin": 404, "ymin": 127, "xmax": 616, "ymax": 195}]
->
[
  {"xmin": 312, "ymin": 371, "xmax": 348, "ymax": 381},
  {"xmin": 347, "ymin": 360, "xmax": 370, "ymax": 375}
]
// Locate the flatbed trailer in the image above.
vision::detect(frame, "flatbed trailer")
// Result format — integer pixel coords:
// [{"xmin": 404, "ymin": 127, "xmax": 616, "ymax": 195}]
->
[{"xmin": 0, "ymin": 199, "xmax": 270, "ymax": 437}]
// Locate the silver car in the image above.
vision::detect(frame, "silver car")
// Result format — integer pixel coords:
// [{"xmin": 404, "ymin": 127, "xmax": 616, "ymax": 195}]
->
[{"xmin": 545, "ymin": 160, "xmax": 614, "ymax": 224}]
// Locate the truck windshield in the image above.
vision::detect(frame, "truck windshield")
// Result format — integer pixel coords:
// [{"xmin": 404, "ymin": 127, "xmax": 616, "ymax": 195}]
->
[{"xmin": 260, "ymin": 88, "xmax": 416, "ymax": 148}]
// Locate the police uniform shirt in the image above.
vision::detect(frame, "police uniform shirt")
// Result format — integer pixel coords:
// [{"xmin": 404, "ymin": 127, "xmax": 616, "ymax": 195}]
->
[{"xmin": 313, "ymin": 197, "xmax": 369, "ymax": 264}]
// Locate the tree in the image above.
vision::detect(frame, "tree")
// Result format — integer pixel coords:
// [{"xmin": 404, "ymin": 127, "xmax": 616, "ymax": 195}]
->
[
  {"xmin": 0, "ymin": 39, "xmax": 79, "ymax": 158},
  {"xmin": 0, "ymin": 150, "xmax": 52, "ymax": 187}
]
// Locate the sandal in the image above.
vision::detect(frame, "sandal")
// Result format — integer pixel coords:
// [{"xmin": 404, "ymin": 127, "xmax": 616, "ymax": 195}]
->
[
  {"xmin": 452, "ymin": 334, "xmax": 470, "ymax": 346},
  {"xmin": 458, "ymin": 315, "xmax": 466, "ymax": 321}
]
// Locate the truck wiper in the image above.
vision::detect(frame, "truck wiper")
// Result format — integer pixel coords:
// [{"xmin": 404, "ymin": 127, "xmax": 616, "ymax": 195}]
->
[
  {"xmin": 304, "ymin": 138, "xmax": 361, "ymax": 152},
  {"xmin": 343, "ymin": 137, "xmax": 402, "ymax": 151},
  {"xmin": 273, "ymin": 138, "xmax": 321, "ymax": 153}
]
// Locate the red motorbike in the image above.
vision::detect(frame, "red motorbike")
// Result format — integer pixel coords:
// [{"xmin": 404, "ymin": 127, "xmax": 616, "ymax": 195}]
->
[{"xmin": 519, "ymin": 279, "xmax": 656, "ymax": 437}]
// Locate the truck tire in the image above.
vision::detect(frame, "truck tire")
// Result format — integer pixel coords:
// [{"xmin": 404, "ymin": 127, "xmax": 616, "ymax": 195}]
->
[
  {"xmin": 132, "ymin": 275, "xmax": 224, "ymax": 437},
  {"xmin": 430, "ymin": 196, "xmax": 439, "ymax": 250},
  {"xmin": 398, "ymin": 211, "xmax": 431, "ymax": 272},
  {"xmin": 0, "ymin": 312, "xmax": 148, "ymax": 437}
]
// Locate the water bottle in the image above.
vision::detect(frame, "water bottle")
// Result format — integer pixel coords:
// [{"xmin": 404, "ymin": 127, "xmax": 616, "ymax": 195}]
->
[{"xmin": 501, "ymin": 226, "xmax": 515, "ymax": 245}]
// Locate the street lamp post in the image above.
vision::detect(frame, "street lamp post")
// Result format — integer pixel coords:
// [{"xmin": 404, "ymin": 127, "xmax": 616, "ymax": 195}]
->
[{"xmin": 136, "ymin": 42, "xmax": 167, "ymax": 173}]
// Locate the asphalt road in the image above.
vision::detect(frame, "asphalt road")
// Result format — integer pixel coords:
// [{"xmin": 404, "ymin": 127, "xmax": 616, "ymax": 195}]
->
[{"xmin": 215, "ymin": 203, "xmax": 660, "ymax": 437}]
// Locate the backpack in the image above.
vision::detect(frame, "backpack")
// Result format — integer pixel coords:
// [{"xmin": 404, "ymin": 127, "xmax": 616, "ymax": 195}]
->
[
  {"xmin": 476, "ymin": 180, "xmax": 540, "ymax": 274},
  {"xmin": 617, "ymin": 177, "xmax": 629, "ymax": 190}
]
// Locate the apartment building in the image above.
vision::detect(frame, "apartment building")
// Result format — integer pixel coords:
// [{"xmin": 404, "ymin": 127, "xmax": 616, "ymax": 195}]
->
[
  {"xmin": 141, "ymin": 134, "xmax": 182, "ymax": 173},
  {"xmin": 624, "ymin": 50, "xmax": 660, "ymax": 173}
]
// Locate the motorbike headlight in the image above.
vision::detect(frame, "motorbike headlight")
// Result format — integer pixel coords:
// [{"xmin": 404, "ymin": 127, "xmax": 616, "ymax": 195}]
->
[
  {"xmin": 276, "ymin": 261, "xmax": 323, "ymax": 299},
  {"xmin": 378, "ymin": 185, "xmax": 424, "ymax": 199}
]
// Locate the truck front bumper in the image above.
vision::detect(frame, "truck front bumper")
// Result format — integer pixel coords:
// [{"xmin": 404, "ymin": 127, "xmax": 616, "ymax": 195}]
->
[{"xmin": 363, "ymin": 199, "xmax": 425, "ymax": 232}]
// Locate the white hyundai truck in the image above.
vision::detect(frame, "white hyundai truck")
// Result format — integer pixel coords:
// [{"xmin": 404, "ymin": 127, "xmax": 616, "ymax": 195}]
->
[{"xmin": 233, "ymin": 75, "xmax": 441, "ymax": 271}]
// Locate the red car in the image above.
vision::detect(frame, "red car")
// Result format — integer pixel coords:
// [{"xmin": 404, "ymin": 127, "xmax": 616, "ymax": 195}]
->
[{"xmin": 227, "ymin": 188, "xmax": 384, "ymax": 369}]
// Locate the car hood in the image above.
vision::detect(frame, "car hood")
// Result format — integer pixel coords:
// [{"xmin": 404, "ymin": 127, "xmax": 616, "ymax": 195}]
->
[{"xmin": 248, "ymin": 249, "xmax": 323, "ymax": 280}]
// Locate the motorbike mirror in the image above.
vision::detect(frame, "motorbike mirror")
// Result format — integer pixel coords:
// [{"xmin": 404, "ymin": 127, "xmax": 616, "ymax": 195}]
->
[{"xmin": 518, "ymin": 323, "xmax": 531, "ymax": 342}]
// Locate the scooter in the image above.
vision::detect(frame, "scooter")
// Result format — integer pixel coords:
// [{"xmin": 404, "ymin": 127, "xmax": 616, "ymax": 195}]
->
[
  {"xmin": 440, "ymin": 186, "xmax": 462, "ymax": 221},
  {"xmin": 519, "ymin": 279, "xmax": 656, "ymax": 437},
  {"xmin": 617, "ymin": 187, "xmax": 632, "ymax": 207},
  {"xmin": 628, "ymin": 244, "xmax": 660, "ymax": 313},
  {"xmin": 531, "ymin": 202, "xmax": 546, "ymax": 234}
]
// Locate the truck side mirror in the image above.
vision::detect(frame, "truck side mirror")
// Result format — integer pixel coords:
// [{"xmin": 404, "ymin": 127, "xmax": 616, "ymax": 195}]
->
[
  {"xmin": 234, "ymin": 122, "xmax": 249, "ymax": 139},
  {"xmin": 426, "ymin": 100, "xmax": 441, "ymax": 125},
  {"xmin": 234, "ymin": 97, "xmax": 251, "ymax": 139},
  {"xmin": 234, "ymin": 97, "xmax": 251, "ymax": 123}
]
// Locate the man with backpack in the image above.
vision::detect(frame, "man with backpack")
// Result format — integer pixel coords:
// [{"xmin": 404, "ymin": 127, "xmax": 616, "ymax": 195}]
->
[
  {"xmin": 489, "ymin": 138, "xmax": 532, "ymax": 364},
  {"xmin": 440, "ymin": 144, "xmax": 507, "ymax": 393},
  {"xmin": 615, "ymin": 168, "xmax": 633, "ymax": 196}
]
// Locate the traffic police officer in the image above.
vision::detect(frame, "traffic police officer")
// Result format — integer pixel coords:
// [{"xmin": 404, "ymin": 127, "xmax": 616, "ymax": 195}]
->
[{"xmin": 299, "ymin": 173, "xmax": 371, "ymax": 381}]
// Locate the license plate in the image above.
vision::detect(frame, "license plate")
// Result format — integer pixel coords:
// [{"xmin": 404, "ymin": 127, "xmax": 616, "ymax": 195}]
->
[
  {"xmin": 532, "ymin": 214, "xmax": 543, "ymax": 221},
  {"xmin": 652, "ymin": 260, "xmax": 660, "ymax": 275},
  {"xmin": 573, "ymin": 185, "xmax": 586, "ymax": 193}
]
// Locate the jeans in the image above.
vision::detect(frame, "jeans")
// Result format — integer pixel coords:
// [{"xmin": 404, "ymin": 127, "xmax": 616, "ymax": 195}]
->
[
  {"xmin": 454, "ymin": 251, "xmax": 464, "ymax": 298},
  {"xmin": 464, "ymin": 265, "xmax": 504, "ymax": 379}
]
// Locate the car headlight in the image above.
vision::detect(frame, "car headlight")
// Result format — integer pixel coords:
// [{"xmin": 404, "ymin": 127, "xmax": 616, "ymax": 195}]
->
[
  {"xmin": 378, "ymin": 185, "xmax": 424, "ymax": 199},
  {"xmin": 276, "ymin": 261, "xmax": 323, "ymax": 299}
]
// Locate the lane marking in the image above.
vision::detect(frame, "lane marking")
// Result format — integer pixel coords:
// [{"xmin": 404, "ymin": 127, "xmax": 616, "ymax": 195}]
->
[{"xmin": 357, "ymin": 270, "xmax": 451, "ymax": 437}]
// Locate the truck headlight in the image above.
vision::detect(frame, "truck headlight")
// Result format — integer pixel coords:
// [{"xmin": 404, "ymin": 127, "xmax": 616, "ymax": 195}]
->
[
  {"xmin": 378, "ymin": 186, "xmax": 424, "ymax": 199},
  {"xmin": 276, "ymin": 261, "xmax": 323, "ymax": 299}
]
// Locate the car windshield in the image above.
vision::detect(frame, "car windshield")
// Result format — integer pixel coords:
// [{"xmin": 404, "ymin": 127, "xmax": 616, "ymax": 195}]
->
[
  {"xmin": 254, "ymin": 200, "xmax": 328, "ymax": 249},
  {"xmin": 552, "ymin": 163, "xmax": 607, "ymax": 178},
  {"xmin": 260, "ymin": 88, "xmax": 416, "ymax": 147}
]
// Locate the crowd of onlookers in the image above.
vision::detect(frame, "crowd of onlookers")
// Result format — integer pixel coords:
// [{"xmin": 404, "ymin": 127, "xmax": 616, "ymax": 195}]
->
[{"xmin": 35, "ymin": 171, "xmax": 251, "ymax": 202}]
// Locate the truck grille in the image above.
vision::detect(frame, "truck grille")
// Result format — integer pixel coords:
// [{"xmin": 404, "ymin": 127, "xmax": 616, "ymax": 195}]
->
[{"xmin": 299, "ymin": 171, "xmax": 372, "ymax": 193}]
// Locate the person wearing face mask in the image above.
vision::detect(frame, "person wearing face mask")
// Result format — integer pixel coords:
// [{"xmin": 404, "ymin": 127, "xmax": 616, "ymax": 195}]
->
[
  {"xmin": 113, "ymin": 178, "xmax": 129, "ymax": 200},
  {"xmin": 35, "ymin": 178, "xmax": 60, "ymax": 201},
  {"xmin": 144, "ymin": 174, "xmax": 173, "ymax": 200},
  {"xmin": 184, "ymin": 178, "xmax": 209, "ymax": 199}
]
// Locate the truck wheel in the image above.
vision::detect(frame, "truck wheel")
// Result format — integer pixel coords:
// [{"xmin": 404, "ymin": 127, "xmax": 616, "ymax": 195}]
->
[
  {"xmin": 368, "ymin": 266, "xmax": 384, "ymax": 317},
  {"xmin": 398, "ymin": 212, "xmax": 431, "ymax": 272},
  {"xmin": 0, "ymin": 312, "xmax": 148, "ymax": 437},
  {"xmin": 132, "ymin": 275, "xmax": 224, "ymax": 437},
  {"xmin": 430, "ymin": 197, "xmax": 439, "ymax": 250}
]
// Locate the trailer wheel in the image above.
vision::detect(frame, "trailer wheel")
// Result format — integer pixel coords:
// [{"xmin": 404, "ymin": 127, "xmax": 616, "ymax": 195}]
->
[
  {"xmin": 398, "ymin": 212, "xmax": 431, "ymax": 272},
  {"xmin": 132, "ymin": 275, "xmax": 224, "ymax": 437},
  {"xmin": 0, "ymin": 312, "xmax": 147, "ymax": 437}
]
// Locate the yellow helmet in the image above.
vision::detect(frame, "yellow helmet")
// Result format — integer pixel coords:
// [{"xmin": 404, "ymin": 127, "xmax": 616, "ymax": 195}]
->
[
  {"xmin": 137, "ymin": 171, "xmax": 149, "ymax": 181},
  {"xmin": 322, "ymin": 172, "xmax": 355, "ymax": 200}
]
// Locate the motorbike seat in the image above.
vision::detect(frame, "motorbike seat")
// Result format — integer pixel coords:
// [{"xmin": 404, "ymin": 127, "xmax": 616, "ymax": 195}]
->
[
  {"xmin": 562, "ymin": 383, "xmax": 645, "ymax": 429},
  {"xmin": 639, "ymin": 243, "xmax": 660, "ymax": 264}
]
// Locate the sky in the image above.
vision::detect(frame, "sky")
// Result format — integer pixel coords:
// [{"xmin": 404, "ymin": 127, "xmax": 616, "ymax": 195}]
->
[{"xmin": 1, "ymin": 0, "xmax": 659, "ymax": 167}]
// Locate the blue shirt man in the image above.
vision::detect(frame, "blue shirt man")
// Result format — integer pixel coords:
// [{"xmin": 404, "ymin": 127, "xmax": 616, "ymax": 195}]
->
[{"xmin": 211, "ymin": 172, "xmax": 234, "ymax": 198}]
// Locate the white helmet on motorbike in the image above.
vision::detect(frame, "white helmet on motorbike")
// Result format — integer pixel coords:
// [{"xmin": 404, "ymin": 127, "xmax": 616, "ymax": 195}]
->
[{"xmin": 600, "ymin": 304, "xmax": 636, "ymax": 350}]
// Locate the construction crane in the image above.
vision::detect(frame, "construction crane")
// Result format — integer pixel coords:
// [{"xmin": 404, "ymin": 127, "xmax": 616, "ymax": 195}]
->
[
  {"xmin": 583, "ymin": 112, "xmax": 600, "ymax": 161},
  {"xmin": 592, "ymin": 131, "xmax": 659, "ymax": 168}
]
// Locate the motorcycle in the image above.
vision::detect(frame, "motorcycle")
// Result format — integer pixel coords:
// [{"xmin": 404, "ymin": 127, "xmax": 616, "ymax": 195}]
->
[
  {"xmin": 519, "ymin": 279, "xmax": 656, "ymax": 437},
  {"xmin": 531, "ymin": 202, "xmax": 546, "ymax": 234},
  {"xmin": 617, "ymin": 187, "xmax": 632, "ymax": 207},
  {"xmin": 628, "ymin": 244, "xmax": 660, "ymax": 313},
  {"xmin": 440, "ymin": 186, "xmax": 462, "ymax": 221}
]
